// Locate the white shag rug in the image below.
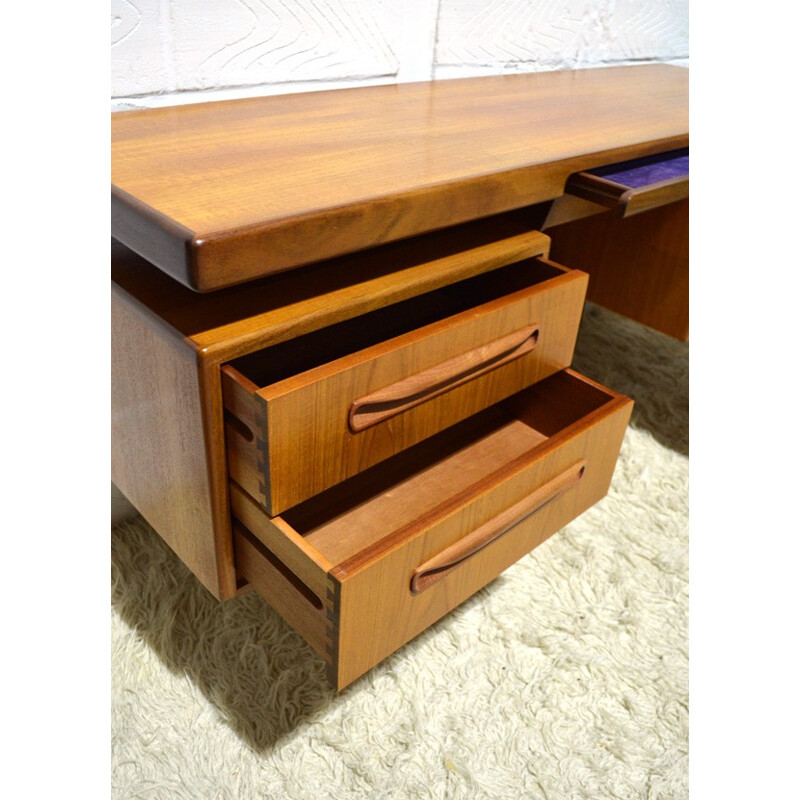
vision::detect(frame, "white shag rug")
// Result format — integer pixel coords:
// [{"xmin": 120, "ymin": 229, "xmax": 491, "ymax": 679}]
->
[{"xmin": 111, "ymin": 302, "xmax": 689, "ymax": 799}]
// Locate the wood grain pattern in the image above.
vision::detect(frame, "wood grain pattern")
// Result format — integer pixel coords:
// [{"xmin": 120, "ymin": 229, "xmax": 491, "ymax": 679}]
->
[
  {"xmin": 111, "ymin": 65, "xmax": 688, "ymax": 289},
  {"xmin": 223, "ymin": 259, "xmax": 588, "ymax": 514},
  {"xmin": 229, "ymin": 482, "xmax": 331, "ymax": 600},
  {"xmin": 221, "ymin": 369, "xmax": 263, "ymax": 500},
  {"xmin": 349, "ymin": 324, "xmax": 539, "ymax": 432},
  {"xmin": 548, "ymin": 199, "xmax": 689, "ymax": 340},
  {"xmin": 111, "ymin": 215, "xmax": 550, "ymax": 359},
  {"xmin": 541, "ymin": 193, "xmax": 607, "ymax": 229},
  {"xmin": 293, "ymin": 416, "xmax": 549, "ymax": 566},
  {"xmin": 622, "ymin": 177, "xmax": 689, "ymax": 217},
  {"xmin": 410, "ymin": 458, "xmax": 586, "ymax": 593},
  {"xmin": 233, "ymin": 524, "xmax": 328, "ymax": 657},
  {"xmin": 111, "ymin": 285, "xmax": 234, "ymax": 599}
]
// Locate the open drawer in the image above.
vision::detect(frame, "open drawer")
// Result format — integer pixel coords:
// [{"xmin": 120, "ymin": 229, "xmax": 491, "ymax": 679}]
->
[
  {"xmin": 564, "ymin": 147, "xmax": 689, "ymax": 218},
  {"xmin": 231, "ymin": 369, "xmax": 633, "ymax": 689},
  {"xmin": 222, "ymin": 257, "xmax": 588, "ymax": 515}
]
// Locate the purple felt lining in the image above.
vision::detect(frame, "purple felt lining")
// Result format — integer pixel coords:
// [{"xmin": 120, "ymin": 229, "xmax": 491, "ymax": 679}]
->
[{"xmin": 588, "ymin": 148, "xmax": 689, "ymax": 189}]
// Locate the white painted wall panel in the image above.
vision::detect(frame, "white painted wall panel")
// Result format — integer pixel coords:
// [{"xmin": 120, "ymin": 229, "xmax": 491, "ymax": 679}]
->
[
  {"xmin": 169, "ymin": 0, "xmax": 399, "ymax": 90},
  {"xmin": 111, "ymin": 0, "xmax": 173, "ymax": 97},
  {"xmin": 111, "ymin": 0, "xmax": 687, "ymax": 113},
  {"xmin": 395, "ymin": 0, "xmax": 440, "ymax": 82},
  {"xmin": 611, "ymin": 0, "xmax": 689, "ymax": 61},
  {"xmin": 435, "ymin": 0, "xmax": 688, "ymax": 71}
]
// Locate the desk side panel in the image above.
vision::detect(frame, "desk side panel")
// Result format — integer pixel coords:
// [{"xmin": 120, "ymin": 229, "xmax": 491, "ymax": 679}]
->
[
  {"xmin": 547, "ymin": 199, "xmax": 689, "ymax": 340},
  {"xmin": 112, "ymin": 284, "xmax": 228, "ymax": 598}
]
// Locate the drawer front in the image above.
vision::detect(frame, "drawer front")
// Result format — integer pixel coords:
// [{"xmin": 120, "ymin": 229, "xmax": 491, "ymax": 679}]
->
[
  {"xmin": 232, "ymin": 370, "xmax": 632, "ymax": 689},
  {"xmin": 224, "ymin": 258, "xmax": 588, "ymax": 515}
]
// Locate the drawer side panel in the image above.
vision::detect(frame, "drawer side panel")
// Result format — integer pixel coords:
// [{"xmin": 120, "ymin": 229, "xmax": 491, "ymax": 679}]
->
[{"xmin": 233, "ymin": 525, "xmax": 328, "ymax": 658}]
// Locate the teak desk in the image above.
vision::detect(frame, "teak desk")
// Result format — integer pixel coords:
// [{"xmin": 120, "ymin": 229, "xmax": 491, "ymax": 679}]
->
[{"xmin": 111, "ymin": 64, "xmax": 688, "ymax": 689}]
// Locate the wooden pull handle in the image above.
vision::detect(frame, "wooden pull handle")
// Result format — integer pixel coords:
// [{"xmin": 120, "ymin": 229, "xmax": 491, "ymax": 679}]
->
[
  {"xmin": 349, "ymin": 325, "xmax": 539, "ymax": 432},
  {"xmin": 410, "ymin": 460, "xmax": 586, "ymax": 594}
]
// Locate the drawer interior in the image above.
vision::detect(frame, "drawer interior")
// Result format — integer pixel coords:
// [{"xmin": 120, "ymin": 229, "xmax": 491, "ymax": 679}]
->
[
  {"xmin": 583, "ymin": 147, "xmax": 689, "ymax": 189},
  {"xmin": 228, "ymin": 257, "xmax": 565, "ymax": 388},
  {"xmin": 276, "ymin": 370, "xmax": 616, "ymax": 566}
]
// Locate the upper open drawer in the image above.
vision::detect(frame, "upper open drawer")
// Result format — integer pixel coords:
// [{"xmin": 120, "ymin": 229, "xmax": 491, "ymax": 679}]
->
[
  {"xmin": 564, "ymin": 148, "xmax": 689, "ymax": 218},
  {"xmin": 222, "ymin": 257, "xmax": 588, "ymax": 515}
]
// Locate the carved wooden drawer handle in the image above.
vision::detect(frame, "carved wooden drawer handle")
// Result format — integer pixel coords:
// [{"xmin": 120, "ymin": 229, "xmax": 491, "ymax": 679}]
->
[
  {"xmin": 349, "ymin": 325, "xmax": 539, "ymax": 432},
  {"xmin": 410, "ymin": 460, "xmax": 586, "ymax": 594}
]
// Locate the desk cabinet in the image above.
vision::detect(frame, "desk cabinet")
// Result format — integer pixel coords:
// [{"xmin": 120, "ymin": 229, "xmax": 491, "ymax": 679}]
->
[{"xmin": 111, "ymin": 65, "xmax": 687, "ymax": 689}]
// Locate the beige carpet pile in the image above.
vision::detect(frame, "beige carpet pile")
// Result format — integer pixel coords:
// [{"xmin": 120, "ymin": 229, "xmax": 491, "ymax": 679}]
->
[{"xmin": 111, "ymin": 301, "xmax": 689, "ymax": 799}]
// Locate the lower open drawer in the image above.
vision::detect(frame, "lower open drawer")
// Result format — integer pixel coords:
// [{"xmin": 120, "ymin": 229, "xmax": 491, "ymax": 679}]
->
[{"xmin": 231, "ymin": 369, "xmax": 633, "ymax": 689}]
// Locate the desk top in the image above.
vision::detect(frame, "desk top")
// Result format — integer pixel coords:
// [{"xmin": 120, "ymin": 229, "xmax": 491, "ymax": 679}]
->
[{"xmin": 111, "ymin": 64, "xmax": 688, "ymax": 292}]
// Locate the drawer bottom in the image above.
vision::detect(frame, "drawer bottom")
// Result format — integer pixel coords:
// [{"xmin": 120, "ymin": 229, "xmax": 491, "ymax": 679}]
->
[{"xmin": 233, "ymin": 369, "xmax": 632, "ymax": 689}]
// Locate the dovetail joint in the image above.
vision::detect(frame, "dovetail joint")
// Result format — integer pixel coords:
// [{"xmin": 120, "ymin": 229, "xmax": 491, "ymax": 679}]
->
[
  {"xmin": 324, "ymin": 573, "xmax": 340, "ymax": 688},
  {"xmin": 254, "ymin": 397, "xmax": 271, "ymax": 511}
]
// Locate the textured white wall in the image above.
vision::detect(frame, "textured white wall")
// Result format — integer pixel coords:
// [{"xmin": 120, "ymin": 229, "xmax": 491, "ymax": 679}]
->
[{"xmin": 111, "ymin": 0, "xmax": 687, "ymax": 107}]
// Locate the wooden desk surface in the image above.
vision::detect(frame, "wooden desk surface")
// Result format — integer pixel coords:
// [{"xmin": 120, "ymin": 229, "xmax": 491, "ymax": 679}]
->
[{"xmin": 111, "ymin": 64, "xmax": 688, "ymax": 291}]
